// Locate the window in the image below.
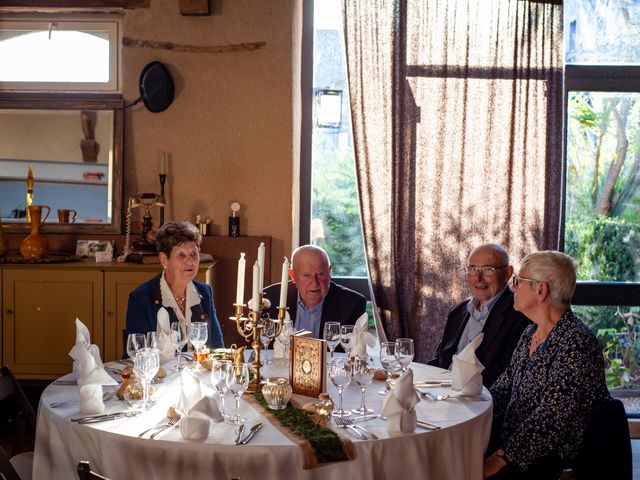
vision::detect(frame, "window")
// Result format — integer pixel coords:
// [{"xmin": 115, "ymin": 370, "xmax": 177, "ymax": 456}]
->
[
  {"xmin": 564, "ymin": 0, "xmax": 640, "ymax": 414},
  {"xmin": 301, "ymin": 0, "xmax": 368, "ymax": 296},
  {"xmin": 0, "ymin": 19, "xmax": 119, "ymax": 91}
]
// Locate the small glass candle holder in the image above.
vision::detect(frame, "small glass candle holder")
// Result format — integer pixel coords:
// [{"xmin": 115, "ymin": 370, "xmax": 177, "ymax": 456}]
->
[{"xmin": 262, "ymin": 377, "xmax": 292, "ymax": 410}]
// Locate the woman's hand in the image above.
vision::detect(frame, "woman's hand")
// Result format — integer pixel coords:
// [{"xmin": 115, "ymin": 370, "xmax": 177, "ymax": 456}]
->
[{"xmin": 483, "ymin": 453, "xmax": 507, "ymax": 478}]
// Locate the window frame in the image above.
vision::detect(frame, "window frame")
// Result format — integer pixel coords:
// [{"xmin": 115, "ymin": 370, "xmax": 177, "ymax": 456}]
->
[
  {"xmin": 562, "ymin": 63, "xmax": 640, "ymax": 306},
  {"xmin": 299, "ymin": 0, "xmax": 370, "ymax": 300},
  {"xmin": 0, "ymin": 18, "xmax": 120, "ymax": 92}
]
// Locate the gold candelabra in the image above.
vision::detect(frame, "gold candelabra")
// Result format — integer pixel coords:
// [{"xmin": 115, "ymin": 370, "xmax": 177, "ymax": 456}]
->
[{"xmin": 232, "ymin": 298, "xmax": 286, "ymax": 392}]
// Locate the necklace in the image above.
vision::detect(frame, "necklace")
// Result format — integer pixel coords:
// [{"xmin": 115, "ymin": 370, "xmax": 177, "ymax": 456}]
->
[{"xmin": 173, "ymin": 292, "xmax": 186, "ymax": 311}]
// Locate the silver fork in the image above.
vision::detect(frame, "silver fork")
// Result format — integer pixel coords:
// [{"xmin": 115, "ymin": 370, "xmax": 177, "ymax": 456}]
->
[
  {"xmin": 149, "ymin": 416, "xmax": 181, "ymax": 439},
  {"xmin": 338, "ymin": 416, "xmax": 378, "ymax": 439},
  {"xmin": 50, "ymin": 390, "xmax": 116, "ymax": 408},
  {"xmin": 334, "ymin": 416, "xmax": 367, "ymax": 439}
]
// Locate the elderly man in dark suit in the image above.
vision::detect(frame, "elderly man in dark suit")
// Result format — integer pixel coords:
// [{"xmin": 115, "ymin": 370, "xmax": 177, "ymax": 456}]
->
[
  {"xmin": 429, "ymin": 244, "xmax": 530, "ymax": 388},
  {"xmin": 264, "ymin": 245, "xmax": 366, "ymax": 338}
]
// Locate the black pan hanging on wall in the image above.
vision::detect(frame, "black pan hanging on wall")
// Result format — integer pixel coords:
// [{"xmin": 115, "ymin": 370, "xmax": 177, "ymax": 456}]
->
[{"xmin": 136, "ymin": 61, "xmax": 175, "ymax": 113}]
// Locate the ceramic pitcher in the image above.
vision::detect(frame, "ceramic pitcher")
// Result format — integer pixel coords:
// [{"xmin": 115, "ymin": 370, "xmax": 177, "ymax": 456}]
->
[{"xmin": 20, "ymin": 205, "xmax": 50, "ymax": 259}]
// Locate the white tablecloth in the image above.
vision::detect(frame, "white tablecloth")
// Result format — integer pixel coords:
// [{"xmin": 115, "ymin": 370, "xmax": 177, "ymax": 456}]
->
[{"xmin": 33, "ymin": 360, "xmax": 492, "ymax": 480}]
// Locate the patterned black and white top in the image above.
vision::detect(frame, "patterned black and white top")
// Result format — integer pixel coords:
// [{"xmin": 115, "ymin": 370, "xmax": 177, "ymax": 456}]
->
[{"xmin": 489, "ymin": 309, "xmax": 609, "ymax": 471}]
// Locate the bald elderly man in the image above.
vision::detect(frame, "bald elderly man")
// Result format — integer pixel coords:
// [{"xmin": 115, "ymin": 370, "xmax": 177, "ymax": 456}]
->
[
  {"xmin": 264, "ymin": 245, "xmax": 366, "ymax": 338},
  {"xmin": 429, "ymin": 244, "xmax": 531, "ymax": 387}
]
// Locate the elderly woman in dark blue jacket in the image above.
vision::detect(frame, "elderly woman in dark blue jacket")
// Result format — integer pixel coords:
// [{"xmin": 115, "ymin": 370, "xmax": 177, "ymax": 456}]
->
[{"xmin": 125, "ymin": 221, "xmax": 223, "ymax": 350}]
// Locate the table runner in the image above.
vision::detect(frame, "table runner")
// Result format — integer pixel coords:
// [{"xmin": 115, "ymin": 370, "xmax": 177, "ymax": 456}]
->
[{"xmin": 248, "ymin": 392, "xmax": 355, "ymax": 468}]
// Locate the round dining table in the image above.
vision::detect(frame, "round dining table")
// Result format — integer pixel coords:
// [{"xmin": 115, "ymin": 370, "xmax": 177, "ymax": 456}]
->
[{"xmin": 33, "ymin": 358, "xmax": 492, "ymax": 480}]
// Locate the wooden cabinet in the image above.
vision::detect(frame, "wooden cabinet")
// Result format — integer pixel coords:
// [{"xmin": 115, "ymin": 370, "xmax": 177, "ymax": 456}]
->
[{"xmin": 1, "ymin": 261, "xmax": 213, "ymax": 379}]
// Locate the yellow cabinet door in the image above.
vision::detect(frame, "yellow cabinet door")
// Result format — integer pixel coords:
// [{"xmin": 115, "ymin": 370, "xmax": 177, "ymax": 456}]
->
[{"xmin": 2, "ymin": 269, "xmax": 103, "ymax": 379}]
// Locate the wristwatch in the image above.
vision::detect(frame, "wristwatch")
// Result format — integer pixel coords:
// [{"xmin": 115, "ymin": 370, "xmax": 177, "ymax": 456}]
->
[{"xmin": 496, "ymin": 448, "xmax": 512, "ymax": 465}]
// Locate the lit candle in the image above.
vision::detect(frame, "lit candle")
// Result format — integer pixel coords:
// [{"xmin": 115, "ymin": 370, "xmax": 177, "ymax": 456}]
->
[
  {"xmin": 279, "ymin": 256, "xmax": 289, "ymax": 309},
  {"xmin": 160, "ymin": 152, "xmax": 168, "ymax": 175},
  {"xmin": 257, "ymin": 242, "xmax": 266, "ymax": 292},
  {"xmin": 252, "ymin": 260, "xmax": 260, "ymax": 313},
  {"xmin": 236, "ymin": 252, "xmax": 246, "ymax": 305}
]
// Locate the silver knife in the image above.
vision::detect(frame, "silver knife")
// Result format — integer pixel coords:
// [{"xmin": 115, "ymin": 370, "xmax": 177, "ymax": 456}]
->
[
  {"xmin": 233, "ymin": 424, "xmax": 246, "ymax": 445},
  {"xmin": 239, "ymin": 423, "xmax": 263, "ymax": 445},
  {"xmin": 72, "ymin": 412, "xmax": 139, "ymax": 424}
]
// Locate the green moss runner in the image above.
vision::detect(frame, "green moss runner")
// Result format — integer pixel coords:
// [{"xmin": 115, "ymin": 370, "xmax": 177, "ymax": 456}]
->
[{"xmin": 252, "ymin": 392, "xmax": 349, "ymax": 464}]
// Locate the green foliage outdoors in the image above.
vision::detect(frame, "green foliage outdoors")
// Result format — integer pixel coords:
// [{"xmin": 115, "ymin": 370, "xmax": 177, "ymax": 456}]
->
[
  {"xmin": 566, "ymin": 90, "xmax": 640, "ymax": 390},
  {"xmin": 311, "ymin": 136, "xmax": 367, "ymax": 277}
]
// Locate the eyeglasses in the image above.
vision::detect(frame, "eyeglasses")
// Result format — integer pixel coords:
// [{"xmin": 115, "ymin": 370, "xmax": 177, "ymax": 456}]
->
[
  {"xmin": 463, "ymin": 265, "xmax": 508, "ymax": 277},
  {"xmin": 509, "ymin": 274, "xmax": 540, "ymax": 289}
]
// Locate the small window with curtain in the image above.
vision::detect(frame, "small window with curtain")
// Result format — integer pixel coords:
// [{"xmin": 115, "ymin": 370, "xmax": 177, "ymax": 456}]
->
[{"xmin": 0, "ymin": 19, "xmax": 119, "ymax": 91}]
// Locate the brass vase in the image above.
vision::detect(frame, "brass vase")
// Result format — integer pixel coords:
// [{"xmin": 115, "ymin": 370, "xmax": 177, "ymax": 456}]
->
[{"xmin": 20, "ymin": 205, "xmax": 51, "ymax": 260}]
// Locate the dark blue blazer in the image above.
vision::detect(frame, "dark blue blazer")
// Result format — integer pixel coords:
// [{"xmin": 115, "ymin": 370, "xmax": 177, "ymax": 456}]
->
[
  {"xmin": 429, "ymin": 288, "xmax": 530, "ymax": 388},
  {"xmin": 125, "ymin": 273, "xmax": 224, "ymax": 349},
  {"xmin": 263, "ymin": 280, "xmax": 367, "ymax": 338}
]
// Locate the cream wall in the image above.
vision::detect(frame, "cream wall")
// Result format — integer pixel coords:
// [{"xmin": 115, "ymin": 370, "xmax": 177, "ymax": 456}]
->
[{"xmin": 121, "ymin": 0, "xmax": 298, "ymax": 282}]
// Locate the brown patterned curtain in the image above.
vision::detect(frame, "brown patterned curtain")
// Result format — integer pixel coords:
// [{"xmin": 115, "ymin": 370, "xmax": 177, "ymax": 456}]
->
[{"xmin": 343, "ymin": 0, "xmax": 564, "ymax": 361}]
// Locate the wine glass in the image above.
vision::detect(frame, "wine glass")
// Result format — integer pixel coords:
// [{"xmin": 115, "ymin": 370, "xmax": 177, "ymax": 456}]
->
[
  {"xmin": 352, "ymin": 356, "xmax": 374, "ymax": 414},
  {"xmin": 189, "ymin": 322, "xmax": 209, "ymax": 371},
  {"xmin": 323, "ymin": 322, "xmax": 341, "ymax": 365},
  {"xmin": 379, "ymin": 341, "xmax": 399, "ymax": 394},
  {"xmin": 210, "ymin": 359, "xmax": 232, "ymax": 421},
  {"xmin": 259, "ymin": 318, "xmax": 276, "ymax": 364},
  {"xmin": 330, "ymin": 358, "xmax": 353, "ymax": 418},
  {"xmin": 126, "ymin": 333, "xmax": 146, "ymax": 360},
  {"xmin": 226, "ymin": 363, "xmax": 251, "ymax": 425},
  {"xmin": 146, "ymin": 331, "xmax": 164, "ymax": 353},
  {"xmin": 170, "ymin": 322, "xmax": 188, "ymax": 371},
  {"xmin": 340, "ymin": 325, "xmax": 355, "ymax": 358},
  {"xmin": 133, "ymin": 347, "xmax": 159, "ymax": 412},
  {"xmin": 395, "ymin": 338, "xmax": 414, "ymax": 373}
]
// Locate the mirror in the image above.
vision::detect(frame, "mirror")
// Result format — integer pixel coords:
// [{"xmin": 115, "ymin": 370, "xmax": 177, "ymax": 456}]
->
[{"xmin": 0, "ymin": 93, "xmax": 123, "ymax": 233}]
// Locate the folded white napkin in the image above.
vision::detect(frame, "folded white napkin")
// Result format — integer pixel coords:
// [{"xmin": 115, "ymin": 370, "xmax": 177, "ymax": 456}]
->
[
  {"xmin": 381, "ymin": 368, "xmax": 420, "ymax": 433},
  {"xmin": 451, "ymin": 332, "xmax": 485, "ymax": 396},
  {"xmin": 177, "ymin": 369, "xmax": 223, "ymax": 440},
  {"xmin": 68, "ymin": 319, "xmax": 117, "ymax": 414},
  {"xmin": 69, "ymin": 318, "xmax": 103, "ymax": 381},
  {"xmin": 349, "ymin": 313, "xmax": 377, "ymax": 359},
  {"xmin": 156, "ymin": 308, "xmax": 177, "ymax": 364}
]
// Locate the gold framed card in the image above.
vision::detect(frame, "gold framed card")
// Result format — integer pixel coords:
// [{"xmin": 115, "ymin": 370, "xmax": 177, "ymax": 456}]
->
[{"xmin": 290, "ymin": 335, "xmax": 326, "ymax": 397}]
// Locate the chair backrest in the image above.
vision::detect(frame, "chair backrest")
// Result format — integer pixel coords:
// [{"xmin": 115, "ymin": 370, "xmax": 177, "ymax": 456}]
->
[
  {"xmin": 0, "ymin": 446, "xmax": 21, "ymax": 480},
  {"xmin": 77, "ymin": 461, "xmax": 110, "ymax": 480},
  {"xmin": 0, "ymin": 365, "xmax": 36, "ymax": 457},
  {"xmin": 574, "ymin": 396, "xmax": 632, "ymax": 480}
]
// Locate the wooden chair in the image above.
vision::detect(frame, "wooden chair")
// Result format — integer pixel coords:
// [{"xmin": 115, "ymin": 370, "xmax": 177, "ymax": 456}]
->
[
  {"xmin": 0, "ymin": 446, "xmax": 21, "ymax": 480},
  {"xmin": 0, "ymin": 365, "xmax": 36, "ymax": 480},
  {"xmin": 77, "ymin": 461, "xmax": 110, "ymax": 480}
]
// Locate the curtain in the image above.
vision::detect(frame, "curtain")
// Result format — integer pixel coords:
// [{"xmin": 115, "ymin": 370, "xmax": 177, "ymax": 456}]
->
[{"xmin": 343, "ymin": 0, "xmax": 564, "ymax": 362}]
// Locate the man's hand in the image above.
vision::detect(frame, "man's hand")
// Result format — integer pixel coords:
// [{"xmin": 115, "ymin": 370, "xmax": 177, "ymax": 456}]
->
[{"xmin": 483, "ymin": 452, "xmax": 507, "ymax": 478}]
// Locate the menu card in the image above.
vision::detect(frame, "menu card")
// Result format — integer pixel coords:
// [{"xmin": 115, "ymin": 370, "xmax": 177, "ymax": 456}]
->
[{"xmin": 290, "ymin": 334, "xmax": 326, "ymax": 397}]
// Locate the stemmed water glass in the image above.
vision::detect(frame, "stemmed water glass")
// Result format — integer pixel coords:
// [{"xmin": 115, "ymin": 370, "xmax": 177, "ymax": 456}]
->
[
  {"xmin": 170, "ymin": 322, "xmax": 188, "ymax": 371},
  {"xmin": 259, "ymin": 318, "xmax": 276, "ymax": 365},
  {"xmin": 330, "ymin": 358, "xmax": 353, "ymax": 418},
  {"xmin": 126, "ymin": 333, "xmax": 146, "ymax": 360},
  {"xmin": 210, "ymin": 359, "xmax": 233, "ymax": 421},
  {"xmin": 379, "ymin": 341, "xmax": 399, "ymax": 394},
  {"xmin": 146, "ymin": 331, "xmax": 164, "ymax": 353},
  {"xmin": 189, "ymin": 322, "xmax": 209, "ymax": 371},
  {"xmin": 133, "ymin": 347, "xmax": 160, "ymax": 412},
  {"xmin": 395, "ymin": 338, "xmax": 414, "ymax": 373},
  {"xmin": 323, "ymin": 322, "xmax": 341, "ymax": 365},
  {"xmin": 340, "ymin": 325, "xmax": 355, "ymax": 358},
  {"xmin": 352, "ymin": 357, "xmax": 374, "ymax": 414},
  {"xmin": 226, "ymin": 363, "xmax": 251, "ymax": 425}
]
